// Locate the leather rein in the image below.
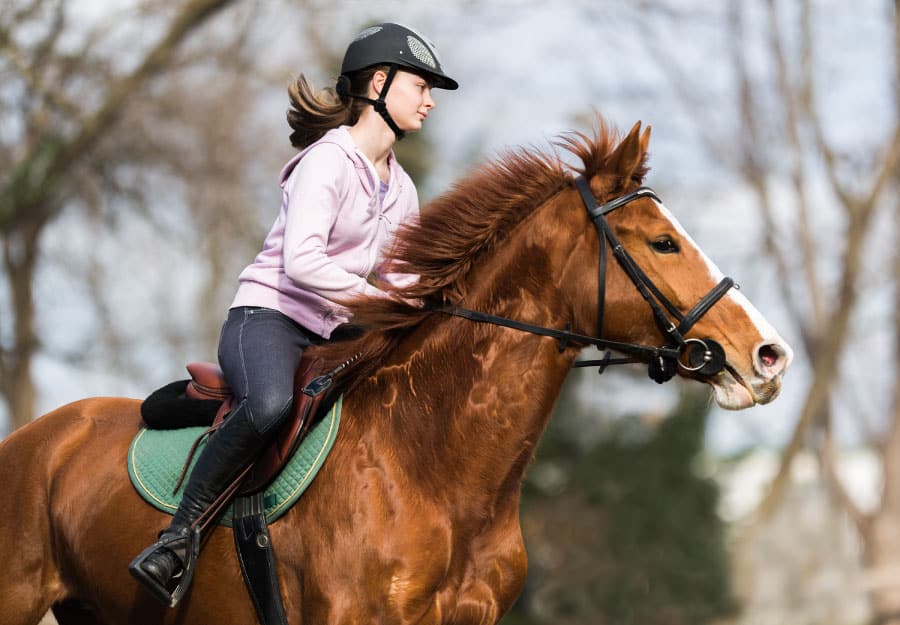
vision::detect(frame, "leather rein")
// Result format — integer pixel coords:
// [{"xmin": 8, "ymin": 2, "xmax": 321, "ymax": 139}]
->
[{"xmin": 439, "ymin": 175, "xmax": 736, "ymax": 384}]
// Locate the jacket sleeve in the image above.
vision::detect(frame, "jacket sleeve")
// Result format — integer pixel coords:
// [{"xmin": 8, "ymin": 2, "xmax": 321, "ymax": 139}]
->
[{"xmin": 282, "ymin": 145, "xmax": 381, "ymax": 301}]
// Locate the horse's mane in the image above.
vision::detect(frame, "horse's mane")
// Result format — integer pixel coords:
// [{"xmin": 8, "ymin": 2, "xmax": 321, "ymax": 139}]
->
[{"xmin": 314, "ymin": 117, "xmax": 645, "ymax": 389}]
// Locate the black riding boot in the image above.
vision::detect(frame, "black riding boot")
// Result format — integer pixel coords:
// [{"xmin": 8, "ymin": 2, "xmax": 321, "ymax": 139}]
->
[{"xmin": 129, "ymin": 402, "xmax": 266, "ymax": 606}]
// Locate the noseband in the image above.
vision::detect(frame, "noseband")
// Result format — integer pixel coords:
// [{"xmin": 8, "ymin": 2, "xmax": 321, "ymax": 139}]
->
[{"xmin": 440, "ymin": 176, "xmax": 736, "ymax": 383}]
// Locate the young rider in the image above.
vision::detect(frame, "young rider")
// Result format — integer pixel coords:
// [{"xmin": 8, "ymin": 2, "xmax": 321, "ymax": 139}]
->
[{"xmin": 129, "ymin": 22, "xmax": 458, "ymax": 606}]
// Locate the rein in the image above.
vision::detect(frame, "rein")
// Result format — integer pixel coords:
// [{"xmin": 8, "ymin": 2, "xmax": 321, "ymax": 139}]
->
[{"xmin": 439, "ymin": 176, "xmax": 736, "ymax": 383}]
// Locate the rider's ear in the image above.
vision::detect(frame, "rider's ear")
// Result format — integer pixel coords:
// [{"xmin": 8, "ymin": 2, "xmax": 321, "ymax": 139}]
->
[{"xmin": 371, "ymin": 69, "xmax": 388, "ymax": 98}]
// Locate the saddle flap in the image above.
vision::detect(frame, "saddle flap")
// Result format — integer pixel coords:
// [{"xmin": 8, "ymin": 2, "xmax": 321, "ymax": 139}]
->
[{"xmin": 237, "ymin": 356, "xmax": 327, "ymax": 496}]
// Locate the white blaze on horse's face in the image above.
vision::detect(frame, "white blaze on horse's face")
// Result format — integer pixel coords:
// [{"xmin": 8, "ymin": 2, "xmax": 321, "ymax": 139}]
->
[{"xmin": 649, "ymin": 198, "xmax": 794, "ymax": 410}]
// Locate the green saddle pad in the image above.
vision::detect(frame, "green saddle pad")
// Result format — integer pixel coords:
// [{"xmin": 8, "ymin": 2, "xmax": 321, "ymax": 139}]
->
[{"xmin": 127, "ymin": 395, "xmax": 342, "ymax": 527}]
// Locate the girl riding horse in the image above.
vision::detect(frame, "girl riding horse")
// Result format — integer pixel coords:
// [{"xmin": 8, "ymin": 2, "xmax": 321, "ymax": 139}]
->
[{"xmin": 128, "ymin": 22, "xmax": 458, "ymax": 606}]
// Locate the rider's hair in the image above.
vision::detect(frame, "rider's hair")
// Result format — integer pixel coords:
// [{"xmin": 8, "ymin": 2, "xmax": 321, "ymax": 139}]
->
[{"xmin": 287, "ymin": 66, "xmax": 389, "ymax": 149}]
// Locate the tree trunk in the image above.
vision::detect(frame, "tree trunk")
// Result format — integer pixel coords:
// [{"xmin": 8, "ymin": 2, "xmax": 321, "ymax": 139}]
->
[
  {"xmin": 867, "ymin": 5, "xmax": 900, "ymax": 622},
  {"xmin": 2, "ymin": 223, "xmax": 40, "ymax": 430},
  {"xmin": 864, "ymin": 517, "xmax": 900, "ymax": 624}
]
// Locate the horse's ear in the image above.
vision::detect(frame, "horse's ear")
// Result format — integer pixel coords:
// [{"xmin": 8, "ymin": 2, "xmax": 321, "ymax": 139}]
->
[
  {"xmin": 640, "ymin": 124, "xmax": 652, "ymax": 158},
  {"xmin": 608, "ymin": 121, "xmax": 651, "ymax": 185}
]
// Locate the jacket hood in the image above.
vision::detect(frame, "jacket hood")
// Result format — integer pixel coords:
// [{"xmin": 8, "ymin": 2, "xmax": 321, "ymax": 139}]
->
[{"xmin": 278, "ymin": 126, "xmax": 403, "ymax": 202}]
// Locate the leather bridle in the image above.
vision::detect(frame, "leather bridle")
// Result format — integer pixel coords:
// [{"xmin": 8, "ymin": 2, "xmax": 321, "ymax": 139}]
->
[{"xmin": 439, "ymin": 176, "xmax": 737, "ymax": 383}]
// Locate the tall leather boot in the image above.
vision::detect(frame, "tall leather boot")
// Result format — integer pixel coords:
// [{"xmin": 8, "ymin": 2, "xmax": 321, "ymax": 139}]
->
[{"xmin": 129, "ymin": 401, "xmax": 266, "ymax": 606}]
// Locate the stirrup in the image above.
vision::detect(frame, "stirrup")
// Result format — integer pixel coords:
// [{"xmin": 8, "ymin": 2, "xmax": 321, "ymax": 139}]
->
[{"xmin": 129, "ymin": 526, "xmax": 201, "ymax": 607}]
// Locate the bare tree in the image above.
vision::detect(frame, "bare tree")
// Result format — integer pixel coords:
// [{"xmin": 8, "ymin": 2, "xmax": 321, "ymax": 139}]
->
[
  {"xmin": 0, "ymin": 0, "xmax": 269, "ymax": 432},
  {"xmin": 645, "ymin": 0, "xmax": 900, "ymax": 621},
  {"xmin": 731, "ymin": 3, "xmax": 900, "ymax": 621}
]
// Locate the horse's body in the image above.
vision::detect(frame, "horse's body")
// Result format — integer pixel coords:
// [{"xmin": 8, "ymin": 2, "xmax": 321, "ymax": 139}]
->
[{"xmin": 0, "ymin": 121, "xmax": 791, "ymax": 625}]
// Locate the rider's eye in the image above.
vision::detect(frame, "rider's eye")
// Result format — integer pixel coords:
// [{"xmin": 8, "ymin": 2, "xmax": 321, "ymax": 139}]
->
[{"xmin": 651, "ymin": 237, "xmax": 679, "ymax": 254}]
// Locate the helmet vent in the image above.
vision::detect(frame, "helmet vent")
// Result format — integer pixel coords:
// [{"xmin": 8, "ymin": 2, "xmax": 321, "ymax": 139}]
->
[
  {"xmin": 406, "ymin": 36, "xmax": 437, "ymax": 69},
  {"xmin": 354, "ymin": 26, "xmax": 382, "ymax": 41}
]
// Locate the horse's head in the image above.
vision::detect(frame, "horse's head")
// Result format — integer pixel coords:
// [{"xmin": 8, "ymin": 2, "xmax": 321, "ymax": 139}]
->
[
  {"xmin": 560, "ymin": 121, "xmax": 792, "ymax": 409},
  {"xmin": 325, "ymin": 118, "xmax": 791, "ymax": 411}
]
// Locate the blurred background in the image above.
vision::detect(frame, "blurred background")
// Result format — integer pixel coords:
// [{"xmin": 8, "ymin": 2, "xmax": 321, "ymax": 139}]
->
[{"xmin": 1, "ymin": 0, "xmax": 897, "ymax": 623}]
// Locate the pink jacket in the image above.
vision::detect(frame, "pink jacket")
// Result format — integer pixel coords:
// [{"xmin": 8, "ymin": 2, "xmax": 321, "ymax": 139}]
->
[{"xmin": 230, "ymin": 126, "xmax": 419, "ymax": 338}]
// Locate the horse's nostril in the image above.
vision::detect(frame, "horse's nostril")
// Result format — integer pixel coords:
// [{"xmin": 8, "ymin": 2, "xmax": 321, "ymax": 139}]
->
[{"xmin": 759, "ymin": 344, "xmax": 780, "ymax": 368}]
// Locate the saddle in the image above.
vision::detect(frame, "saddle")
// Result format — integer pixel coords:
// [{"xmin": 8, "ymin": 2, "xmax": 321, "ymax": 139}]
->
[
  {"xmin": 182, "ymin": 356, "xmax": 329, "ymax": 496},
  {"xmin": 159, "ymin": 356, "xmax": 333, "ymax": 624}
]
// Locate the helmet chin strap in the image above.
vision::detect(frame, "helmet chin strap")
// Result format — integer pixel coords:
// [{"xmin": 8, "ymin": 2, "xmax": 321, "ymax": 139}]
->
[{"xmin": 335, "ymin": 64, "xmax": 405, "ymax": 140}]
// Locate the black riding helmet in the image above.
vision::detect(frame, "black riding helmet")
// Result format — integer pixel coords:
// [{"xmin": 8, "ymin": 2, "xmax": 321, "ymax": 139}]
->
[{"xmin": 336, "ymin": 22, "xmax": 458, "ymax": 139}]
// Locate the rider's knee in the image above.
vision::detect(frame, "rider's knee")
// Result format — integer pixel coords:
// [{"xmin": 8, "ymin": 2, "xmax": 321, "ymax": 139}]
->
[{"xmin": 245, "ymin": 393, "xmax": 293, "ymax": 437}]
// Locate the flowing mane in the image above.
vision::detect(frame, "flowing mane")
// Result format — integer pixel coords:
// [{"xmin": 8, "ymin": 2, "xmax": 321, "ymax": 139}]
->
[{"xmin": 313, "ymin": 118, "xmax": 643, "ymax": 387}]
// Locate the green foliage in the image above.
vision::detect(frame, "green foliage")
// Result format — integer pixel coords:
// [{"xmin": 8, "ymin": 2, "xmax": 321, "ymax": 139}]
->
[{"xmin": 504, "ymin": 382, "xmax": 735, "ymax": 625}]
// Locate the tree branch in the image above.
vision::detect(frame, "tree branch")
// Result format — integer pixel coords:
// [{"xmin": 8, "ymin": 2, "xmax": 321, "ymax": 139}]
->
[
  {"xmin": 0, "ymin": 0, "xmax": 237, "ymax": 231},
  {"xmin": 754, "ymin": 0, "xmax": 897, "ymax": 524},
  {"xmin": 819, "ymin": 422, "xmax": 869, "ymax": 532},
  {"xmin": 766, "ymin": 0, "xmax": 826, "ymax": 331}
]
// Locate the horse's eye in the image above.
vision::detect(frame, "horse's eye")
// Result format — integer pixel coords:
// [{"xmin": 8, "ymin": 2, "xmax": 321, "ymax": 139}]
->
[{"xmin": 650, "ymin": 237, "xmax": 679, "ymax": 254}]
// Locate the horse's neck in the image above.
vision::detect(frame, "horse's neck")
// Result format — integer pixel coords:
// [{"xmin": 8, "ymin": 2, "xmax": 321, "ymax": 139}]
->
[
  {"xmin": 356, "ymin": 274, "xmax": 574, "ymax": 516},
  {"xmin": 373, "ymin": 330, "xmax": 569, "ymax": 504}
]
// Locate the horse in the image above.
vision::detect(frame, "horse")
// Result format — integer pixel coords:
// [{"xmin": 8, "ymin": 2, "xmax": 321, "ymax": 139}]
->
[{"xmin": 0, "ymin": 120, "xmax": 792, "ymax": 625}]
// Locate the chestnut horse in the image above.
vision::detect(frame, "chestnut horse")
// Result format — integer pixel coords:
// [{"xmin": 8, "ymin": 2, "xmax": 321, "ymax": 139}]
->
[{"xmin": 0, "ymin": 121, "xmax": 791, "ymax": 625}]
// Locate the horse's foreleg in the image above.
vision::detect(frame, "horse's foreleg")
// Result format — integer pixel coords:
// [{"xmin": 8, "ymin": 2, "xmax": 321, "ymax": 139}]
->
[{"xmin": 448, "ymin": 515, "xmax": 529, "ymax": 625}]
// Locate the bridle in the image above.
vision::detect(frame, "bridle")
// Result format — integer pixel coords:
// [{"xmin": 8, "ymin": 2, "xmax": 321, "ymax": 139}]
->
[{"xmin": 439, "ymin": 175, "xmax": 737, "ymax": 383}]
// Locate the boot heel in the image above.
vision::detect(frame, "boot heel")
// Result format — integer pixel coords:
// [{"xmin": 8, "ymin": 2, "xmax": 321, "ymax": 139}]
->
[{"xmin": 129, "ymin": 526, "xmax": 201, "ymax": 607}]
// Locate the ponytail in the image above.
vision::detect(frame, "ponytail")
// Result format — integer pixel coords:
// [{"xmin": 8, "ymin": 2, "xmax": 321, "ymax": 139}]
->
[{"xmin": 286, "ymin": 67, "xmax": 387, "ymax": 149}]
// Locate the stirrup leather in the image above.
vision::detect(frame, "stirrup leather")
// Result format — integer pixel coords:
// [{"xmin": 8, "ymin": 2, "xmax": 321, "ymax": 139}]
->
[{"xmin": 129, "ymin": 526, "xmax": 202, "ymax": 607}]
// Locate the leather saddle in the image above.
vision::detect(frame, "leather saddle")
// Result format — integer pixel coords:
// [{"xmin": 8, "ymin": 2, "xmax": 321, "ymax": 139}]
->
[
  {"xmin": 141, "ymin": 356, "xmax": 335, "ymax": 623},
  {"xmin": 183, "ymin": 356, "xmax": 329, "ymax": 496}
]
